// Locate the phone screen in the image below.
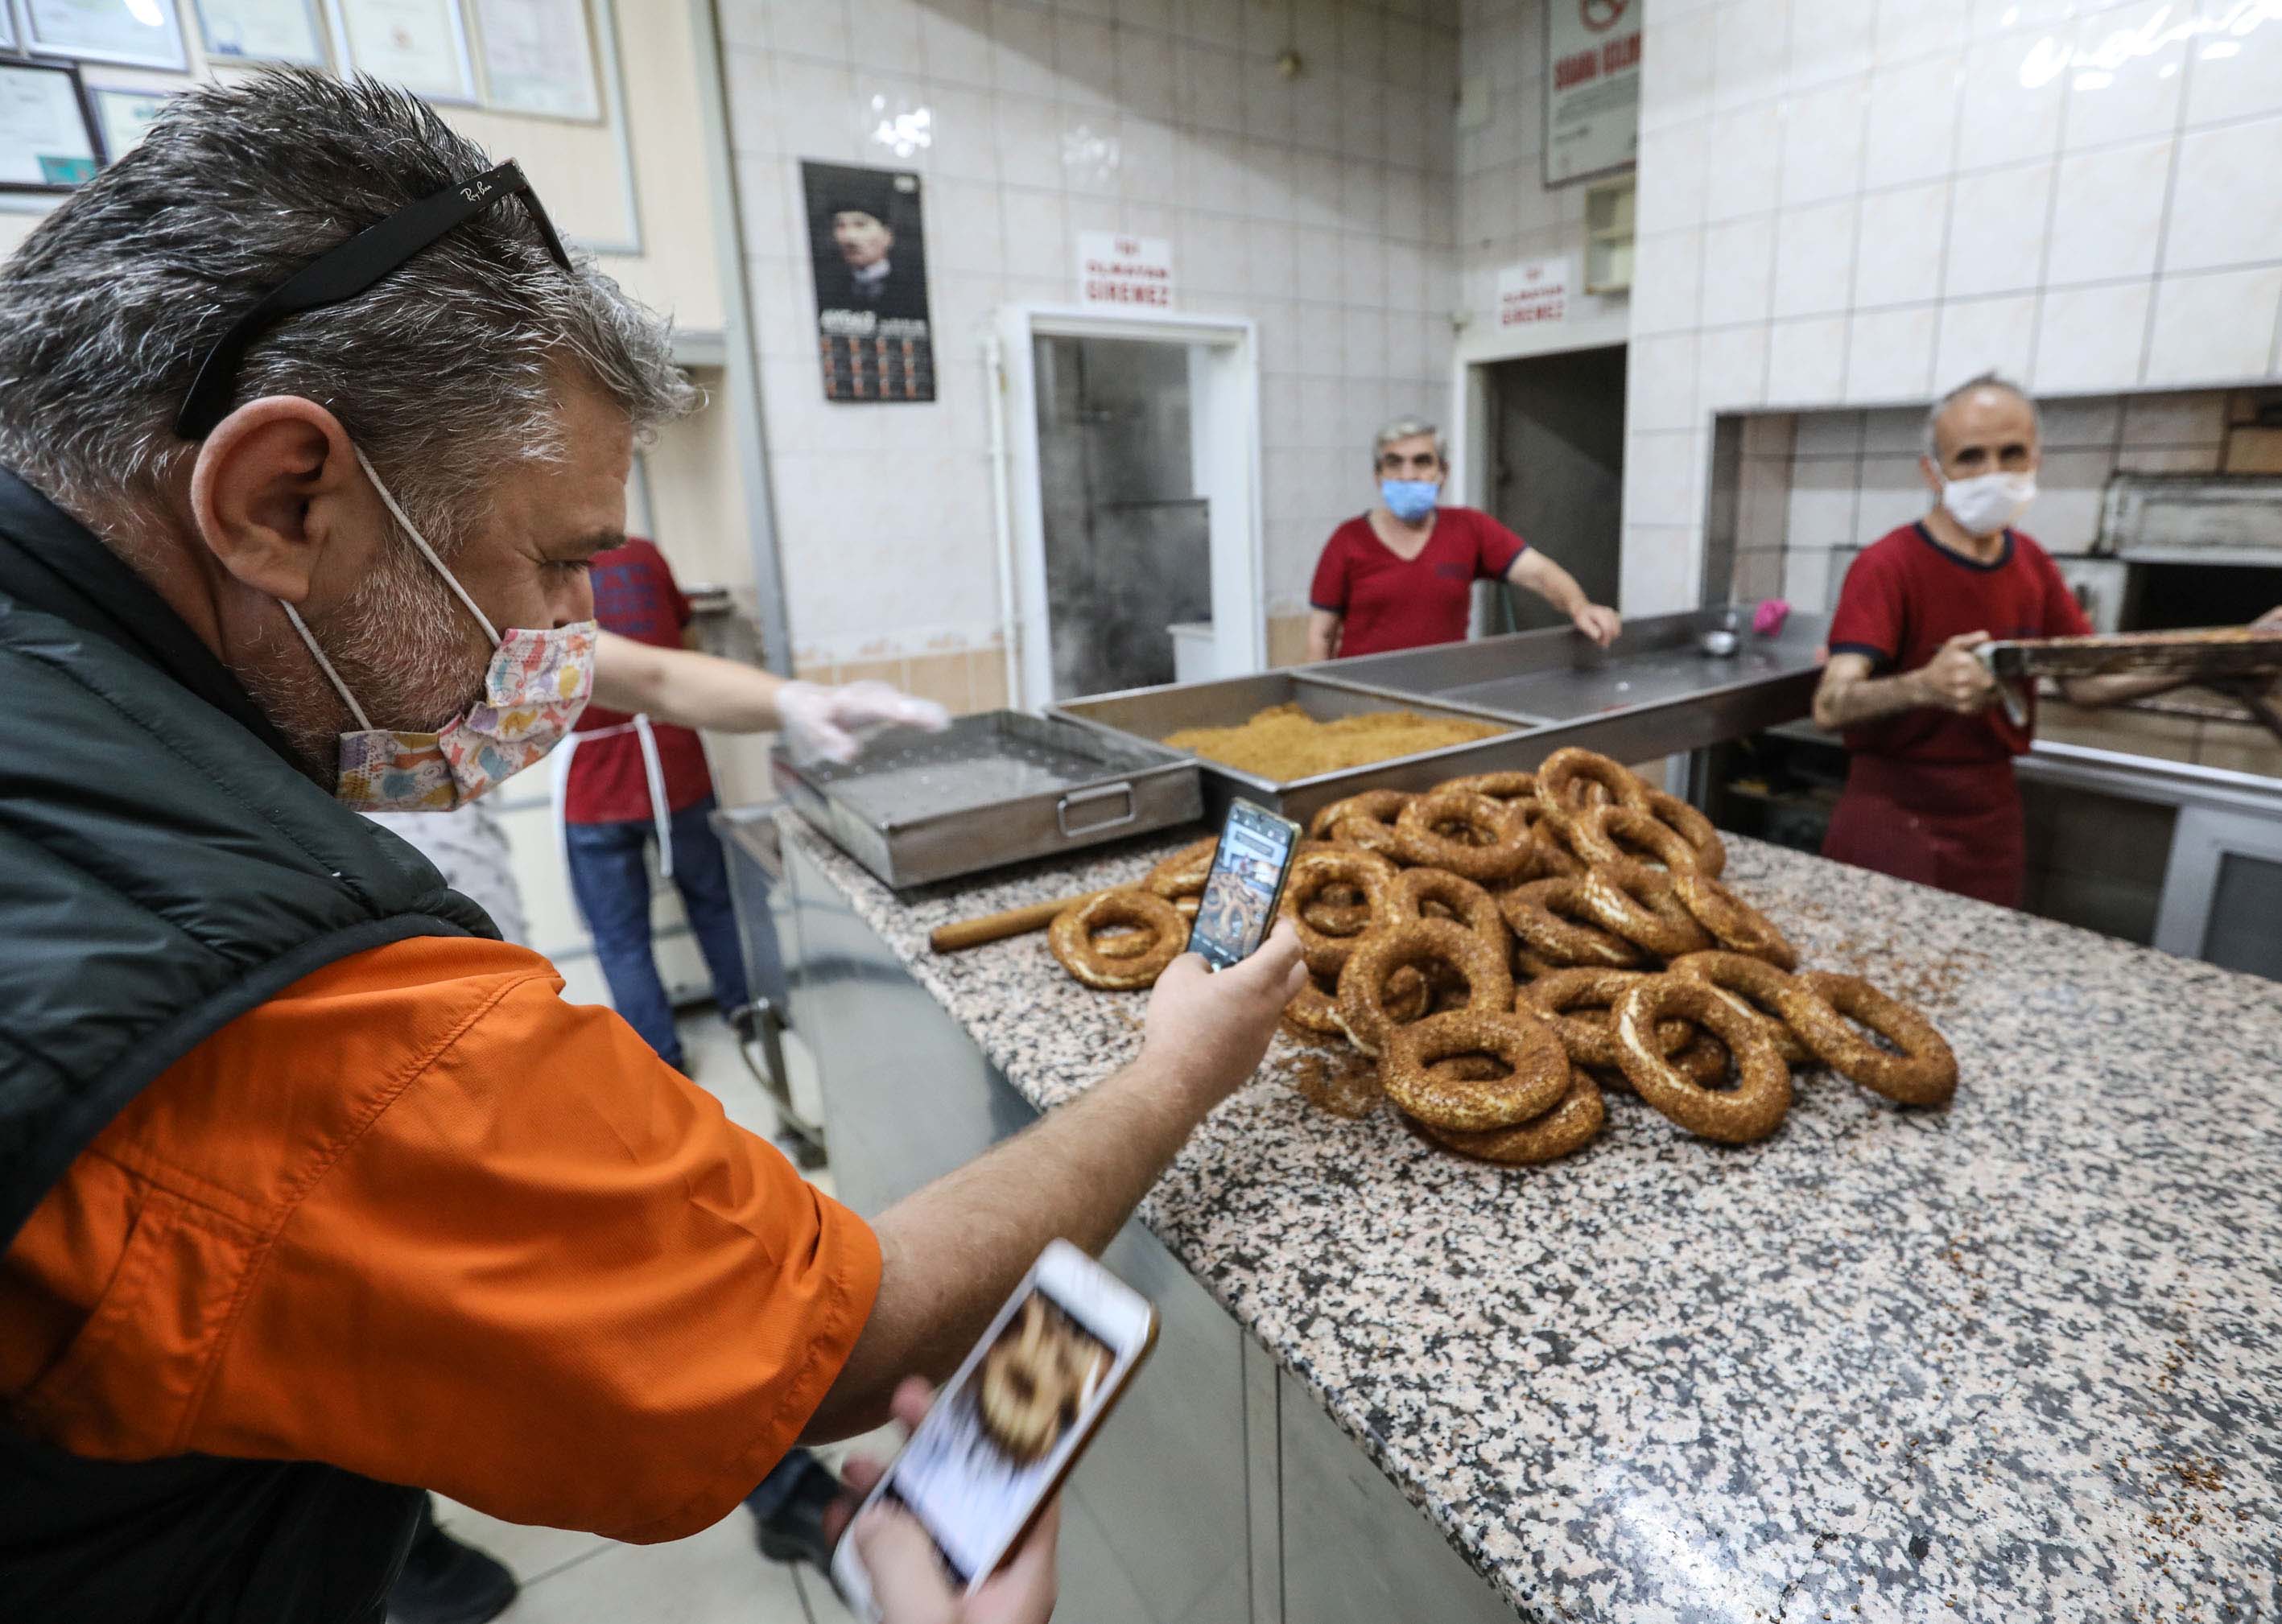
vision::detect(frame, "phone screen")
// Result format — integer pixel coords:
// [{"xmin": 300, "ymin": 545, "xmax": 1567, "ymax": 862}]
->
[
  {"xmin": 874, "ymin": 1280, "xmax": 1127, "ymax": 1587},
  {"xmin": 1186, "ymin": 801, "xmax": 1301, "ymax": 971}
]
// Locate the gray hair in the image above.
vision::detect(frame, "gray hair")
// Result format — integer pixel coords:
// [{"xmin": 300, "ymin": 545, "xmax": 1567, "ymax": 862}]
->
[
  {"xmin": 1372, "ymin": 414, "xmax": 1446, "ymax": 465},
  {"xmin": 1924, "ymin": 372, "xmax": 2041, "ymax": 461},
  {"xmin": 0, "ymin": 70, "xmax": 695, "ymax": 551}
]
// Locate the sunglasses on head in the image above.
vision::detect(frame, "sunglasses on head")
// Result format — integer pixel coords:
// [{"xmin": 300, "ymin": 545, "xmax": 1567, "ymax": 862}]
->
[{"xmin": 173, "ymin": 159, "xmax": 572, "ymax": 441}]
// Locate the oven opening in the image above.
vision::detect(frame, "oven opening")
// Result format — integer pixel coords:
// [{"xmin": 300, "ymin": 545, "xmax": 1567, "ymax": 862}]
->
[{"xmin": 2122, "ymin": 561, "xmax": 2282, "ymax": 633}]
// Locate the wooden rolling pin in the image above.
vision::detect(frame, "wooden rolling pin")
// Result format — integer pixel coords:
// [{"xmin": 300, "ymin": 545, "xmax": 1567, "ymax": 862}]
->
[{"xmin": 930, "ymin": 888, "xmax": 1111, "ymax": 954}]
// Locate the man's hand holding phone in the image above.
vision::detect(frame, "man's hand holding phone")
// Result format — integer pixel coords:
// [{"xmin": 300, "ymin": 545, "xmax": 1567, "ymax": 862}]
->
[
  {"xmin": 832, "ymin": 1379, "xmax": 1060, "ymax": 1624},
  {"xmin": 1141, "ymin": 918, "xmax": 1306, "ymax": 1111}
]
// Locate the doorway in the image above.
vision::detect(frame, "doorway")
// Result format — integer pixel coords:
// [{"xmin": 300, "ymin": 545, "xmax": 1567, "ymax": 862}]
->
[
  {"xmin": 1032, "ymin": 335, "xmax": 1211, "ymax": 698},
  {"xmin": 994, "ymin": 307, "xmax": 1265, "ymax": 707},
  {"xmin": 1485, "ymin": 345, "xmax": 1627, "ymax": 633}
]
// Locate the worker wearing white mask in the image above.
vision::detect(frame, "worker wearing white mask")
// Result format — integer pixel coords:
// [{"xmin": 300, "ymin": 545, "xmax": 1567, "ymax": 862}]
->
[{"xmin": 1810, "ymin": 373, "xmax": 2274, "ymax": 907}]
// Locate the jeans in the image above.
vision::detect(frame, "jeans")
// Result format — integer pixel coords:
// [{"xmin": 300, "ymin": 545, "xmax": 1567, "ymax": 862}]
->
[
  {"xmin": 564, "ymin": 795, "xmax": 752, "ymax": 1070},
  {"xmin": 743, "ymin": 1448, "xmax": 823, "ymax": 1521}
]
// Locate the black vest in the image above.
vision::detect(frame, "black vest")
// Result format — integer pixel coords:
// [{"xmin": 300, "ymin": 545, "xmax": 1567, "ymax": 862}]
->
[{"xmin": 0, "ymin": 468, "xmax": 498, "ymax": 1622}]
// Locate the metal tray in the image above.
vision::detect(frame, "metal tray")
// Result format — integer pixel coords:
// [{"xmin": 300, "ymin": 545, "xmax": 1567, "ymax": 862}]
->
[
  {"xmin": 1979, "ymin": 626, "xmax": 2282, "ymax": 682},
  {"xmin": 772, "ymin": 710, "xmax": 1200, "ymax": 889},
  {"xmin": 1049, "ymin": 671, "xmax": 1536, "ymax": 826},
  {"xmin": 1313, "ymin": 608, "xmax": 1832, "ymax": 724}
]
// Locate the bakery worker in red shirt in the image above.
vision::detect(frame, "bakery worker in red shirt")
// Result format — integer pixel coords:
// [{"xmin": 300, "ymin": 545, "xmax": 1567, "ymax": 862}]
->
[
  {"xmin": 1306, "ymin": 416, "xmax": 1621, "ymax": 662},
  {"xmin": 556, "ymin": 538, "xmax": 943, "ymax": 1074},
  {"xmin": 1814, "ymin": 373, "xmax": 2280, "ymax": 908}
]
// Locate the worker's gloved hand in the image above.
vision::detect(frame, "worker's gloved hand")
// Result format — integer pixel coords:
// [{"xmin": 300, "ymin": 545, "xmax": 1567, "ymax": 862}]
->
[{"xmin": 779, "ymin": 680, "xmax": 951, "ymax": 767}]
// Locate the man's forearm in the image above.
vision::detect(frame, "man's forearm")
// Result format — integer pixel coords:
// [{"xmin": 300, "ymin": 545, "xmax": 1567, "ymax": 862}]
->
[
  {"xmin": 1813, "ymin": 670, "xmax": 1929, "ymax": 731},
  {"xmin": 2058, "ymin": 671, "xmax": 2186, "ymax": 707},
  {"xmin": 592, "ymin": 631, "xmax": 787, "ymax": 732},
  {"xmin": 1512, "ymin": 553, "xmax": 1587, "ymax": 619},
  {"xmin": 803, "ymin": 1051, "xmax": 1213, "ymax": 1439}
]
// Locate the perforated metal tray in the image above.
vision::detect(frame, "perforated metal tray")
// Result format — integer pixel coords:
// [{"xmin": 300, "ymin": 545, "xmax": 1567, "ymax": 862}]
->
[{"xmin": 770, "ymin": 709, "xmax": 1200, "ymax": 889}]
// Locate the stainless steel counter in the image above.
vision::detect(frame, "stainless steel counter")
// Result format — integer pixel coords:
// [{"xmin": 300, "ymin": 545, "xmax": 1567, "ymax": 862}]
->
[{"xmin": 1052, "ymin": 610, "xmax": 1832, "ymax": 825}]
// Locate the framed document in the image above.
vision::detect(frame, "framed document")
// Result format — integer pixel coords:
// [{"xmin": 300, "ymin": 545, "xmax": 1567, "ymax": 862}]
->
[
  {"xmin": 336, "ymin": 0, "xmax": 476, "ymax": 103},
  {"xmin": 90, "ymin": 84, "xmax": 171, "ymax": 159},
  {"xmin": 23, "ymin": 0, "xmax": 192, "ymax": 69},
  {"xmin": 0, "ymin": 60, "xmax": 104, "ymax": 192},
  {"xmin": 471, "ymin": 0, "xmax": 600, "ymax": 122},
  {"xmin": 195, "ymin": 0, "xmax": 331, "ymax": 67}
]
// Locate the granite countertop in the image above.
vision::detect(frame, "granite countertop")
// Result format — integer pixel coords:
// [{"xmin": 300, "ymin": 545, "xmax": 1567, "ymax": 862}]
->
[{"xmin": 778, "ymin": 815, "xmax": 2281, "ymax": 1623}]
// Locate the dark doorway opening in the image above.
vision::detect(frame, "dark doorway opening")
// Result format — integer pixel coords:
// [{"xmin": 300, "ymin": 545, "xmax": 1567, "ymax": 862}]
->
[{"xmin": 1486, "ymin": 344, "xmax": 1628, "ymax": 633}]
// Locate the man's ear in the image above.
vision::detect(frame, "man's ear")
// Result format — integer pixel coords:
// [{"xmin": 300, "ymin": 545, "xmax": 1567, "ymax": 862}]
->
[
  {"xmin": 185, "ymin": 397, "xmax": 365, "ymax": 604},
  {"xmin": 1918, "ymin": 452, "xmax": 1944, "ymax": 498}
]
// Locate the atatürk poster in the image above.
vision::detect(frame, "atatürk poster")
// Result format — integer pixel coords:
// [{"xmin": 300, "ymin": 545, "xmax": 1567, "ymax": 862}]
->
[{"xmin": 801, "ymin": 160, "xmax": 935, "ymax": 403}]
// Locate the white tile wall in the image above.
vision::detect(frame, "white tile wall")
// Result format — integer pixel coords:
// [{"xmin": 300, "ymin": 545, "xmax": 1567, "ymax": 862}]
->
[
  {"xmin": 726, "ymin": 0, "xmax": 1460, "ymax": 662},
  {"xmin": 1733, "ymin": 385, "xmax": 2240, "ymax": 611},
  {"xmin": 1622, "ymin": 0, "xmax": 2282, "ymax": 615}
]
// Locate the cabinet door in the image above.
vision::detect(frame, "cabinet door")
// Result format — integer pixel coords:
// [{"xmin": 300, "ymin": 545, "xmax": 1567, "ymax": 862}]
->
[
  {"xmin": 1277, "ymin": 1370, "xmax": 1523, "ymax": 1623},
  {"xmin": 2155, "ymin": 805, "xmax": 2282, "ymax": 981}
]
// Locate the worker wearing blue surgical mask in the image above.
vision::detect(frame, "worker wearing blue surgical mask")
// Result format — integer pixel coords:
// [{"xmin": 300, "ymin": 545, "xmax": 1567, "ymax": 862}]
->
[{"xmin": 1306, "ymin": 416, "xmax": 1621, "ymax": 662}]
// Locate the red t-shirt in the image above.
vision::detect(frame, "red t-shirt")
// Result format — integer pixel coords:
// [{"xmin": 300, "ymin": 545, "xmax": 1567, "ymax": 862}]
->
[
  {"xmin": 1826, "ymin": 522, "xmax": 2093, "ymax": 764},
  {"xmin": 565, "ymin": 539, "xmax": 718, "ymax": 824},
  {"xmin": 1308, "ymin": 507, "xmax": 1528, "ymax": 658}
]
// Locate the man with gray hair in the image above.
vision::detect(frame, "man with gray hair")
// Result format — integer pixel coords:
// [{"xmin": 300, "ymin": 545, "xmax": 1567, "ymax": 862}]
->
[
  {"xmin": 1813, "ymin": 373, "xmax": 2276, "ymax": 905},
  {"xmin": 0, "ymin": 71, "xmax": 1304, "ymax": 1622},
  {"xmin": 1307, "ymin": 415, "xmax": 1620, "ymax": 662}
]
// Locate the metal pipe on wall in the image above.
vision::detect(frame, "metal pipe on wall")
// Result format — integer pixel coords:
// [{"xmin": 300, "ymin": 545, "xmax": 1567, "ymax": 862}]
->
[
  {"xmin": 986, "ymin": 333, "xmax": 1025, "ymax": 711},
  {"xmin": 687, "ymin": 0, "xmax": 794, "ymax": 677}
]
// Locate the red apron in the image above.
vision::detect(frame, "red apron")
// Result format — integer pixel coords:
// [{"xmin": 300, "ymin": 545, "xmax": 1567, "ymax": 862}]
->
[{"xmin": 1821, "ymin": 755, "xmax": 2025, "ymax": 909}]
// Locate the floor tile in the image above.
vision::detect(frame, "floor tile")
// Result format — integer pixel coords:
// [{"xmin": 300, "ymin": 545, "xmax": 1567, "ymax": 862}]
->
[
  {"xmin": 487, "ymin": 1508, "xmax": 811, "ymax": 1624},
  {"xmin": 430, "ymin": 1497, "xmax": 608, "ymax": 1585}
]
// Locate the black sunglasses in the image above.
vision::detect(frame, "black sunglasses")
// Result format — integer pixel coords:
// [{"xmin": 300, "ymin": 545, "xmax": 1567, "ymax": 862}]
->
[{"xmin": 173, "ymin": 159, "xmax": 572, "ymax": 440}]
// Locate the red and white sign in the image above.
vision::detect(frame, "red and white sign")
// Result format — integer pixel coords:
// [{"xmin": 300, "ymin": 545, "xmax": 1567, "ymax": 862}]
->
[
  {"xmin": 1545, "ymin": 0, "xmax": 1643, "ymax": 185},
  {"xmin": 1076, "ymin": 232, "xmax": 1175, "ymax": 309},
  {"xmin": 1496, "ymin": 258, "xmax": 1570, "ymax": 328}
]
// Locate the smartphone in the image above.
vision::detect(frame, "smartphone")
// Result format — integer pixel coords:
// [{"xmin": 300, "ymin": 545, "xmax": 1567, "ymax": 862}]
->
[
  {"xmin": 1185, "ymin": 799, "xmax": 1305, "ymax": 971},
  {"xmin": 830, "ymin": 1240, "xmax": 1159, "ymax": 1619}
]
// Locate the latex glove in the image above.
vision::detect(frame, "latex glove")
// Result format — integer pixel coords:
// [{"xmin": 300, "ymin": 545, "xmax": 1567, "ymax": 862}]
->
[{"xmin": 778, "ymin": 680, "xmax": 951, "ymax": 766}]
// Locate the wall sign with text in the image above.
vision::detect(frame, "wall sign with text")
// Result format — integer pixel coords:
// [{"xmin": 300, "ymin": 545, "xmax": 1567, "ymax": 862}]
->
[
  {"xmin": 1075, "ymin": 232, "xmax": 1174, "ymax": 310},
  {"xmin": 1545, "ymin": 0, "xmax": 1642, "ymax": 187},
  {"xmin": 1496, "ymin": 257, "xmax": 1570, "ymax": 328}
]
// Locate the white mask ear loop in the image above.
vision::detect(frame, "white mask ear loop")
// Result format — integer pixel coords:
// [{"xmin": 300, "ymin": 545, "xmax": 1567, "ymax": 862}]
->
[
  {"xmin": 353, "ymin": 446, "xmax": 503, "ymax": 646},
  {"xmin": 281, "ymin": 599, "xmax": 375, "ymax": 732}
]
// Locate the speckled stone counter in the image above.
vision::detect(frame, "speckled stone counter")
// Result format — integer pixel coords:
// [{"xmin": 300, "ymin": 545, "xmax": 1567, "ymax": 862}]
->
[{"xmin": 778, "ymin": 814, "xmax": 2281, "ymax": 1622}]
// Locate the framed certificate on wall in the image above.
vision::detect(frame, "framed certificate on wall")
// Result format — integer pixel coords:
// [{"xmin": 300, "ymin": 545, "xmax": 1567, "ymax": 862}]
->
[
  {"xmin": 336, "ymin": 0, "xmax": 476, "ymax": 103},
  {"xmin": 90, "ymin": 84, "xmax": 171, "ymax": 159},
  {"xmin": 471, "ymin": 0, "xmax": 601, "ymax": 122},
  {"xmin": 195, "ymin": 0, "xmax": 332, "ymax": 67},
  {"xmin": 23, "ymin": 0, "xmax": 192, "ymax": 69},
  {"xmin": 0, "ymin": 60, "xmax": 105, "ymax": 192}
]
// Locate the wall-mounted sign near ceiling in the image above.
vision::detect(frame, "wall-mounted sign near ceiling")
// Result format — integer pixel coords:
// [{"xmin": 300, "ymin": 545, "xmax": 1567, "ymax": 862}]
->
[
  {"xmin": 1544, "ymin": 0, "xmax": 1642, "ymax": 188},
  {"xmin": 1076, "ymin": 231, "xmax": 1174, "ymax": 310},
  {"xmin": 1496, "ymin": 257, "xmax": 1570, "ymax": 328}
]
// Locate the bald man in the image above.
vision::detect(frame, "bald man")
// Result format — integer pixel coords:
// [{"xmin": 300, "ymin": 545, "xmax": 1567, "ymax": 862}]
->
[{"xmin": 1812, "ymin": 373, "xmax": 2276, "ymax": 908}]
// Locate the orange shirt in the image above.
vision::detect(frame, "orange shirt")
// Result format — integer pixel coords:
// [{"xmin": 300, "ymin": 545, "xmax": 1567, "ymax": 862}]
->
[{"xmin": 0, "ymin": 936, "xmax": 879, "ymax": 1543}]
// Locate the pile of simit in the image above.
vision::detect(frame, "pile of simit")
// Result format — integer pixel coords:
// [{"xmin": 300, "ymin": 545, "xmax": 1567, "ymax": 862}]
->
[{"xmin": 1046, "ymin": 748, "xmax": 1957, "ymax": 1165}]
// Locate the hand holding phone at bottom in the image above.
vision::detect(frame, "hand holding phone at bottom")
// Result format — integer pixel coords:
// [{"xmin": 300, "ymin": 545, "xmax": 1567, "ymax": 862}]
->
[{"xmin": 833, "ymin": 1378, "xmax": 1062, "ymax": 1624}]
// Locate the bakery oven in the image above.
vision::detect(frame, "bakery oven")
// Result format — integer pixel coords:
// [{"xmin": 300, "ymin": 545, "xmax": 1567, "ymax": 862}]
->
[{"xmin": 2102, "ymin": 472, "xmax": 2282, "ymax": 634}]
